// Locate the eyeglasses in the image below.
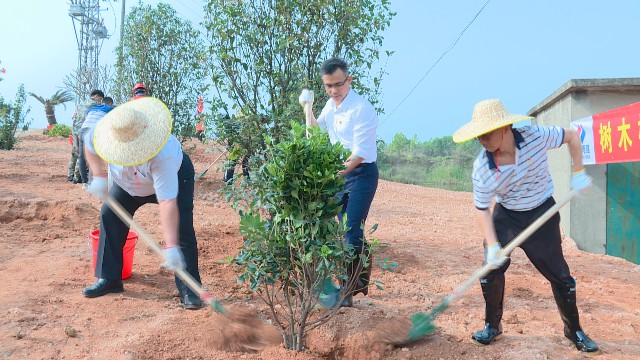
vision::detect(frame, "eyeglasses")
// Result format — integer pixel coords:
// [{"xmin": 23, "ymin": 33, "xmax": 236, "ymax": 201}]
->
[{"xmin": 323, "ymin": 76, "xmax": 350, "ymax": 90}]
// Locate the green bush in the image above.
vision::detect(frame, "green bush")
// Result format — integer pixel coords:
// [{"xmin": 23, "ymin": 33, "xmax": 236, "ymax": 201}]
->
[
  {"xmin": 224, "ymin": 122, "xmax": 372, "ymax": 350},
  {"xmin": 0, "ymin": 85, "xmax": 31, "ymax": 150},
  {"xmin": 44, "ymin": 123, "xmax": 72, "ymax": 138}
]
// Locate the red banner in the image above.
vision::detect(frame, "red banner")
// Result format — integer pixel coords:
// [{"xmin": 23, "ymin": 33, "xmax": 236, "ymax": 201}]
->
[
  {"xmin": 592, "ymin": 102, "xmax": 640, "ymax": 164},
  {"xmin": 571, "ymin": 102, "xmax": 640, "ymax": 165}
]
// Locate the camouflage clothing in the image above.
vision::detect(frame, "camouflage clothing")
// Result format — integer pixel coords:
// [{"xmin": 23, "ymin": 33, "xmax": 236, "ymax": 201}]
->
[{"xmin": 67, "ymin": 99, "xmax": 101, "ymax": 182}]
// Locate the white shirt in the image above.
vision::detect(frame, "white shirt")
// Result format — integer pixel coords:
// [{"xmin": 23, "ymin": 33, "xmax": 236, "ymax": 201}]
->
[
  {"xmin": 472, "ymin": 126, "xmax": 564, "ymax": 211},
  {"xmin": 87, "ymin": 134, "xmax": 183, "ymax": 200},
  {"xmin": 317, "ymin": 89, "xmax": 378, "ymax": 163}
]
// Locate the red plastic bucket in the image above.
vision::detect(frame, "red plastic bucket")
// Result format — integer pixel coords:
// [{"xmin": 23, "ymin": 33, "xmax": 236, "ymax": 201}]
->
[{"xmin": 89, "ymin": 230, "xmax": 137, "ymax": 279}]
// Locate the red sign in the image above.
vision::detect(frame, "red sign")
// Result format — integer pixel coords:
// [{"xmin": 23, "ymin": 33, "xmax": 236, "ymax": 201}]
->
[{"xmin": 591, "ymin": 102, "xmax": 640, "ymax": 164}]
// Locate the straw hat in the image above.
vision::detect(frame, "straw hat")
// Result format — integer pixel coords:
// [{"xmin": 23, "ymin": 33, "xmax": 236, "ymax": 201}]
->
[
  {"xmin": 93, "ymin": 97, "xmax": 172, "ymax": 166},
  {"xmin": 452, "ymin": 99, "xmax": 533, "ymax": 143}
]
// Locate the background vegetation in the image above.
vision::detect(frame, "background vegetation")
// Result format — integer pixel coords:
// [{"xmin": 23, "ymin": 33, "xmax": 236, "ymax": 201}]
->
[
  {"xmin": 378, "ymin": 133, "xmax": 483, "ymax": 192},
  {"xmin": 0, "ymin": 84, "xmax": 31, "ymax": 150}
]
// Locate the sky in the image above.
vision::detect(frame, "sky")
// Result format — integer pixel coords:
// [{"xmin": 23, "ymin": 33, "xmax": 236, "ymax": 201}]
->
[{"xmin": 1, "ymin": 0, "xmax": 639, "ymax": 142}]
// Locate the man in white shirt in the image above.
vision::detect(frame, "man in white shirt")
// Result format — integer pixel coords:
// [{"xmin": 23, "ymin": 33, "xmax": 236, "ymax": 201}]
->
[
  {"xmin": 302, "ymin": 57, "xmax": 379, "ymax": 307},
  {"xmin": 82, "ymin": 97, "xmax": 204, "ymax": 310}
]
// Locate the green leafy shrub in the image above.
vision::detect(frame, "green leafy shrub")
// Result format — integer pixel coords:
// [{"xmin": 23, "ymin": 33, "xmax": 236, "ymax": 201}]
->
[
  {"xmin": 0, "ymin": 85, "xmax": 31, "ymax": 150},
  {"xmin": 224, "ymin": 122, "xmax": 372, "ymax": 350},
  {"xmin": 44, "ymin": 123, "xmax": 72, "ymax": 138}
]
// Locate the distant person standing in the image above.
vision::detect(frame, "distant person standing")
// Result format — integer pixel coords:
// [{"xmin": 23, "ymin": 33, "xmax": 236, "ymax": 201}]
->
[
  {"xmin": 195, "ymin": 119, "xmax": 205, "ymax": 142},
  {"xmin": 76, "ymin": 90, "xmax": 104, "ymax": 184},
  {"xmin": 79, "ymin": 94, "xmax": 113, "ymax": 184},
  {"xmin": 102, "ymin": 97, "xmax": 114, "ymax": 106},
  {"xmin": 67, "ymin": 112, "xmax": 82, "ymax": 182},
  {"xmin": 301, "ymin": 57, "xmax": 379, "ymax": 307}
]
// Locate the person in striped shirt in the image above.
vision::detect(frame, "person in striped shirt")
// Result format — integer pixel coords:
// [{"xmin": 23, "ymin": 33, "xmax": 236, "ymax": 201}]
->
[{"xmin": 452, "ymin": 99, "xmax": 598, "ymax": 353}]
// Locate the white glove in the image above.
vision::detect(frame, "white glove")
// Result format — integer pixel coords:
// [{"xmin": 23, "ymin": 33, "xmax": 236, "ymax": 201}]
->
[
  {"xmin": 571, "ymin": 169, "xmax": 592, "ymax": 194},
  {"xmin": 87, "ymin": 176, "xmax": 108, "ymax": 200},
  {"xmin": 298, "ymin": 89, "xmax": 314, "ymax": 107},
  {"xmin": 485, "ymin": 243, "xmax": 508, "ymax": 267},
  {"xmin": 162, "ymin": 246, "xmax": 186, "ymax": 271}
]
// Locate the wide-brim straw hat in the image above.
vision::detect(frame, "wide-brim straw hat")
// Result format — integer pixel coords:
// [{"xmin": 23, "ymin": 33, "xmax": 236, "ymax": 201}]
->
[
  {"xmin": 93, "ymin": 97, "xmax": 172, "ymax": 166},
  {"xmin": 453, "ymin": 99, "xmax": 533, "ymax": 143}
]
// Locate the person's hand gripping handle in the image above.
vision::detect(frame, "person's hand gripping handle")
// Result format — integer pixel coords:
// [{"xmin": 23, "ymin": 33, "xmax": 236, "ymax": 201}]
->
[{"xmin": 299, "ymin": 89, "xmax": 314, "ymax": 131}]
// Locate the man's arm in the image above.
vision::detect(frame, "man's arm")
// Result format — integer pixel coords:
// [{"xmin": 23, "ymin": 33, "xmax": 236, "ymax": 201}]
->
[
  {"xmin": 476, "ymin": 208, "xmax": 499, "ymax": 245},
  {"xmin": 158, "ymin": 198, "xmax": 180, "ymax": 248},
  {"xmin": 84, "ymin": 148, "xmax": 108, "ymax": 178},
  {"xmin": 562, "ymin": 128, "xmax": 584, "ymax": 172},
  {"xmin": 339, "ymin": 154, "xmax": 364, "ymax": 177}
]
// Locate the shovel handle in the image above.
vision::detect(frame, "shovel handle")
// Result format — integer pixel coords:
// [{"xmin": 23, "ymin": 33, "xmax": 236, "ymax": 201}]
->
[
  {"xmin": 104, "ymin": 196, "xmax": 225, "ymax": 313},
  {"xmin": 195, "ymin": 149, "xmax": 228, "ymax": 180},
  {"xmin": 444, "ymin": 189, "xmax": 578, "ymax": 304},
  {"xmin": 304, "ymin": 97, "xmax": 313, "ymax": 138}
]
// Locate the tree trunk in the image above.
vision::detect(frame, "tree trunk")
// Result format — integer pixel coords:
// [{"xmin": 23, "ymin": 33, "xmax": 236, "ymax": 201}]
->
[{"xmin": 45, "ymin": 104, "xmax": 57, "ymax": 125}]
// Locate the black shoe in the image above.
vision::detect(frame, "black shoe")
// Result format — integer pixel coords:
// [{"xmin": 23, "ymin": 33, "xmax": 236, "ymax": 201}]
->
[
  {"xmin": 565, "ymin": 328, "xmax": 599, "ymax": 352},
  {"xmin": 471, "ymin": 323, "xmax": 502, "ymax": 345},
  {"xmin": 180, "ymin": 293, "xmax": 203, "ymax": 310},
  {"xmin": 82, "ymin": 279, "xmax": 124, "ymax": 298},
  {"xmin": 67, "ymin": 176, "xmax": 73, "ymax": 182}
]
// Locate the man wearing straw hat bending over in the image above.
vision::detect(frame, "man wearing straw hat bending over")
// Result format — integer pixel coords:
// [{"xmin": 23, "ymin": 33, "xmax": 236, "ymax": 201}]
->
[
  {"xmin": 82, "ymin": 97, "xmax": 204, "ymax": 310},
  {"xmin": 452, "ymin": 99, "xmax": 598, "ymax": 353}
]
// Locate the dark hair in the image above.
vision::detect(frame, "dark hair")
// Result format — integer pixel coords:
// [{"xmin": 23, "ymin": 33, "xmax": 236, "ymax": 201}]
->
[
  {"xmin": 90, "ymin": 90, "xmax": 104, "ymax": 98},
  {"xmin": 320, "ymin": 57, "xmax": 349, "ymax": 76},
  {"xmin": 102, "ymin": 97, "xmax": 114, "ymax": 105}
]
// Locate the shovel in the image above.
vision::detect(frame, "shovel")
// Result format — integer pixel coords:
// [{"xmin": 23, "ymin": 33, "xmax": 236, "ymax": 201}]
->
[
  {"xmin": 376, "ymin": 189, "xmax": 579, "ymax": 345},
  {"xmin": 103, "ymin": 196, "xmax": 281, "ymax": 351},
  {"xmin": 194, "ymin": 149, "xmax": 228, "ymax": 180},
  {"xmin": 104, "ymin": 196, "xmax": 225, "ymax": 312}
]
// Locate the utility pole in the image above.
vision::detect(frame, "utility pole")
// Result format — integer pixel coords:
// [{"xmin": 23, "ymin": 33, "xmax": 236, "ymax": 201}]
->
[
  {"xmin": 117, "ymin": 0, "xmax": 125, "ymax": 90},
  {"xmin": 69, "ymin": 0, "xmax": 109, "ymax": 106}
]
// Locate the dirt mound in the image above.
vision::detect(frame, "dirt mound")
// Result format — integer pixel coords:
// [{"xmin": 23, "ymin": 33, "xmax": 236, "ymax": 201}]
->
[{"xmin": 0, "ymin": 130, "xmax": 639, "ymax": 359}]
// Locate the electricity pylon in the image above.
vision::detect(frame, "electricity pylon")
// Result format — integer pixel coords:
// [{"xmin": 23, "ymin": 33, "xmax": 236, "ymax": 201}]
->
[{"xmin": 69, "ymin": 0, "xmax": 109, "ymax": 105}]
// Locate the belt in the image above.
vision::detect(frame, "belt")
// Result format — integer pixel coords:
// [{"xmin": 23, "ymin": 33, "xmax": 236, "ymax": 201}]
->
[{"xmin": 356, "ymin": 162, "xmax": 376, "ymax": 168}]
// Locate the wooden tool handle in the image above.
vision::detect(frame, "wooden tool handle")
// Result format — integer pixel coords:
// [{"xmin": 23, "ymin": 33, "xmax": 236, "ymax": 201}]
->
[
  {"xmin": 104, "ymin": 196, "xmax": 224, "ymax": 312},
  {"xmin": 445, "ymin": 189, "xmax": 578, "ymax": 304}
]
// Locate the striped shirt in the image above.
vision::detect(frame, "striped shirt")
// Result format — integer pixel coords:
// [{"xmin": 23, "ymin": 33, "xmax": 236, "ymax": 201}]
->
[{"xmin": 472, "ymin": 125, "xmax": 565, "ymax": 211}]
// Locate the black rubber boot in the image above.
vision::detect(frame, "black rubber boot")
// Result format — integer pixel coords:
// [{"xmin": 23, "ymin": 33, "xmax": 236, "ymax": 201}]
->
[
  {"xmin": 471, "ymin": 274, "xmax": 505, "ymax": 345},
  {"xmin": 552, "ymin": 280, "xmax": 599, "ymax": 353}
]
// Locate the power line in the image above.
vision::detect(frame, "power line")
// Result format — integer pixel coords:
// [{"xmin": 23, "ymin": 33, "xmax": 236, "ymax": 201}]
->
[{"xmin": 379, "ymin": 0, "xmax": 492, "ymax": 127}]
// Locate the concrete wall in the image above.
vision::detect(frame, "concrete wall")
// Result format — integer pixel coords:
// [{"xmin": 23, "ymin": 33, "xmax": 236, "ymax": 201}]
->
[{"xmin": 528, "ymin": 79, "xmax": 640, "ymax": 254}]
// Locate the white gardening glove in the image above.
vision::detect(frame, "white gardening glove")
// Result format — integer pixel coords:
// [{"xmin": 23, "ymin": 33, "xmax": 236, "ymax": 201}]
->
[
  {"xmin": 298, "ymin": 89, "xmax": 314, "ymax": 108},
  {"xmin": 87, "ymin": 176, "xmax": 108, "ymax": 200},
  {"xmin": 571, "ymin": 169, "xmax": 592, "ymax": 194},
  {"xmin": 485, "ymin": 243, "xmax": 508, "ymax": 267},
  {"xmin": 162, "ymin": 246, "xmax": 186, "ymax": 271}
]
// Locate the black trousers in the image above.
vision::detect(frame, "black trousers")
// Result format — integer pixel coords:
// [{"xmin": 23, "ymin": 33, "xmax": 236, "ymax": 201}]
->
[
  {"xmin": 483, "ymin": 196, "xmax": 574, "ymax": 286},
  {"xmin": 95, "ymin": 153, "xmax": 202, "ymax": 297}
]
